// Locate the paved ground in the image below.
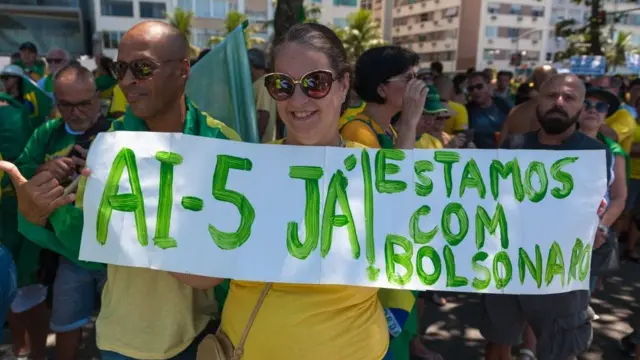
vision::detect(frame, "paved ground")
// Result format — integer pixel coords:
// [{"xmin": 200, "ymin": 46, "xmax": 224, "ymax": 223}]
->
[{"xmin": 0, "ymin": 260, "xmax": 638, "ymax": 360}]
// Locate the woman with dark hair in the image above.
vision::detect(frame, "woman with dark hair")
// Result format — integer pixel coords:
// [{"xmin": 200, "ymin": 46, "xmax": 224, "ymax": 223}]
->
[
  {"xmin": 214, "ymin": 23, "xmax": 388, "ymax": 359},
  {"xmin": 340, "ymin": 45, "xmax": 427, "ymax": 150}
]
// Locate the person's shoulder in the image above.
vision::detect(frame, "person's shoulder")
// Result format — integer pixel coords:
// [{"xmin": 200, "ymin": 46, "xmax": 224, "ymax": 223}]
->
[
  {"xmin": 501, "ymin": 131, "xmax": 536, "ymax": 149},
  {"xmin": 345, "ymin": 140, "xmax": 368, "ymax": 148},
  {"xmin": 573, "ymin": 132, "xmax": 608, "ymax": 150},
  {"xmin": 203, "ymin": 113, "xmax": 242, "ymax": 141}
]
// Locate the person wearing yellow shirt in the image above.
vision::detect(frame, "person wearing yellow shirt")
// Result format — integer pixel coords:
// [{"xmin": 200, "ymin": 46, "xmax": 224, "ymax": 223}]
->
[
  {"xmin": 433, "ymin": 75, "xmax": 468, "ymax": 134},
  {"xmin": 597, "ymin": 76, "xmax": 637, "ymax": 152},
  {"xmin": 623, "ymin": 80, "xmax": 640, "ymax": 261},
  {"xmin": 213, "ymin": 24, "xmax": 389, "ymax": 360},
  {"xmin": 248, "ymin": 49, "xmax": 278, "ymax": 143},
  {"xmin": 107, "ymin": 84, "xmax": 127, "ymax": 119},
  {"xmin": 340, "ymin": 46, "xmax": 428, "ymax": 151}
]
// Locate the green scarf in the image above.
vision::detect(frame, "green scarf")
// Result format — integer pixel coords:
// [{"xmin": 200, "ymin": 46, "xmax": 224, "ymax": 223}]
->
[
  {"xmin": 598, "ymin": 132, "xmax": 630, "ymax": 180},
  {"xmin": 43, "ymin": 74, "xmax": 54, "ymax": 93},
  {"xmin": 15, "ymin": 59, "xmax": 46, "ymax": 79}
]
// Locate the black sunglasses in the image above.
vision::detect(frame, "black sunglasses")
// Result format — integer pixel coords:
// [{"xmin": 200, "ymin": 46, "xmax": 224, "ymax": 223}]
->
[
  {"xmin": 584, "ymin": 100, "xmax": 609, "ymax": 113},
  {"xmin": 112, "ymin": 59, "xmax": 183, "ymax": 81},
  {"xmin": 56, "ymin": 91, "xmax": 98, "ymax": 112},
  {"xmin": 47, "ymin": 58, "xmax": 65, "ymax": 65},
  {"xmin": 264, "ymin": 70, "xmax": 336, "ymax": 101},
  {"xmin": 467, "ymin": 83, "xmax": 484, "ymax": 92}
]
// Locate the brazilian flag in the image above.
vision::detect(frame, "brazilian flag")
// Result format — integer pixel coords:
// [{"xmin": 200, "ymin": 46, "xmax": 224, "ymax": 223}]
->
[{"xmin": 22, "ymin": 76, "xmax": 54, "ymax": 133}]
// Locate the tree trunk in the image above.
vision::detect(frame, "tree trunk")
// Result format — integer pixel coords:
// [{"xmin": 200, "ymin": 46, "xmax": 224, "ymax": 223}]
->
[
  {"xmin": 589, "ymin": 0, "xmax": 604, "ymax": 55},
  {"xmin": 274, "ymin": 0, "xmax": 304, "ymax": 40}
]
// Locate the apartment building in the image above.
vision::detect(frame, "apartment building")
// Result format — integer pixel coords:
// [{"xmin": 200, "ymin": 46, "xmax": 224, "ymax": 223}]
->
[
  {"xmin": 380, "ymin": 0, "xmax": 552, "ymax": 73},
  {"xmin": 175, "ymin": 0, "xmax": 272, "ymax": 48},
  {"xmin": 308, "ymin": 0, "xmax": 361, "ymax": 27},
  {"xmin": 96, "ymin": 0, "xmax": 172, "ymax": 58},
  {"xmin": 0, "ymin": 0, "xmax": 94, "ymax": 56}
]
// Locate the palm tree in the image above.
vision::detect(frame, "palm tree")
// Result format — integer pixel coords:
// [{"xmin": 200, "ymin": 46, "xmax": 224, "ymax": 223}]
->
[
  {"xmin": 165, "ymin": 8, "xmax": 200, "ymax": 58},
  {"xmin": 606, "ymin": 31, "xmax": 634, "ymax": 71},
  {"xmin": 207, "ymin": 11, "xmax": 266, "ymax": 48},
  {"xmin": 334, "ymin": 9, "xmax": 385, "ymax": 63}
]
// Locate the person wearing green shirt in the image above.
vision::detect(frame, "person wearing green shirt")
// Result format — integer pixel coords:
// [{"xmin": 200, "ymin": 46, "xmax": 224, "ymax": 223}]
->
[
  {"xmin": 16, "ymin": 42, "xmax": 46, "ymax": 82},
  {"xmin": 2, "ymin": 21, "xmax": 242, "ymax": 360},
  {"xmin": 16, "ymin": 62, "xmax": 111, "ymax": 360},
  {"xmin": 0, "ymin": 64, "xmax": 50, "ymax": 360}
]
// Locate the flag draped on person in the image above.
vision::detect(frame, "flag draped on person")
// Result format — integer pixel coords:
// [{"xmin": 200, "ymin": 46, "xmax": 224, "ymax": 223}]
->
[
  {"xmin": 22, "ymin": 76, "xmax": 54, "ymax": 133},
  {"xmin": 186, "ymin": 23, "xmax": 259, "ymax": 143}
]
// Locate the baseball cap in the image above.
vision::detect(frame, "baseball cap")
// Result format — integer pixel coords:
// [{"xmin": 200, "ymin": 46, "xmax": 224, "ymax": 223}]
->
[
  {"xmin": 19, "ymin": 41, "xmax": 38, "ymax": 53},
  {"xmin": 0, "ymin": 64, "xmax": 26, "ymax": 78}
]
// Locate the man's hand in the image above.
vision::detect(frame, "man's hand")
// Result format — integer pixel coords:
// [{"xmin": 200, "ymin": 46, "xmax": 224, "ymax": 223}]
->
[
  {"xmin": 0, "ymin": 161, "xmax": 75, "ymax": 226},
  {"xmin": 399, "ymin": 79, "xmax": 428, "ymax": 127},
  {"xmin": 71, "ymin": 145, "xmax": 88, "ymax": 169},
  {"xmin": 38, "ymin": 157, "xmax": 76, "ymax": 182}
]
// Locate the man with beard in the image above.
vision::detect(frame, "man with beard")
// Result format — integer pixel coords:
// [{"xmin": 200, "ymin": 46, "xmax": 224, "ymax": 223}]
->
[
  {"xmin": 481, "ymin": 73, "xmax": 612, "ymax": 360},
  {"xmin": 14, "ymin": 62, "xmax": 109, "ymax": 360}
]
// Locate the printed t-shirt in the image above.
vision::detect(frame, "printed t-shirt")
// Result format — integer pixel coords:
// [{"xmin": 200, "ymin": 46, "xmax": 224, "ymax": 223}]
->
[
  {"xmin": 20, "ymin": 99, "xmax": 239, "ymax": 359},
  {"xmin": 631, "ymin": 125, "xmax": 640, "ymax": 180},
  {"xmin": 253, "ymin": 74, "xmax": 277, "ymax": 143},
  {"xmin": 605, "ymin": 108, "xmax": 636, "ymax": 153},
  {"xmin": 340, "ymin": 112, "xmax": 397, "ymax": 149},
  {"xmin": 444, "ymin": 100, "xmax": 468, "ymax": 134},
  {"xmin": 221, "ymin": 139, "xmax": 388, "ymax": 360}
]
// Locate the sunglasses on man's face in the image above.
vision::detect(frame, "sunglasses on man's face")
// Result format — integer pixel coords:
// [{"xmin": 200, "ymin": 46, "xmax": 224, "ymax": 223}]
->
[
  {"xmin": 264, "ymin": 70, "xmax": 335, "ymax": 101},
  {"xmin": 467, "ymin": 83, "xmax": 484, "ymax": 92},
  {"xmin": 584, "ymin": 100, "xmax": 609, "ymax": 114},
  {"xmin": 47, "ymin": 58, "xmax": 65, "ymax": 65},
  {"xmin": 113, "ymin": 59, "xmax": 183, "ymax": 81}
]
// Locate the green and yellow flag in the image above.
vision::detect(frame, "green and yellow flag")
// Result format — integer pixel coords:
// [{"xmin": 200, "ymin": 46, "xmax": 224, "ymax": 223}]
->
[
  {"xmin": 186, "ymin": 23, "xmax": 259, "ymax": 143},
  {"xmin": 22, "ymin": 76, "xmax": 54, "ymax": 132}
]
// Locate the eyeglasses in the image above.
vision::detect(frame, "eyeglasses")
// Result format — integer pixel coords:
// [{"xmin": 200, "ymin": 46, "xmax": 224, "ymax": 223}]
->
[
  {"xmin": 112, "ymin": 59, "xmax": 184, "ymax": 81},
  {"xmin": 56, "ymin": 92, "xmax": 97, "ymax": 113},
  {"xmin": 388, "ymin": 72, "xmax": 416, "ymax": 83},
  {"xmin": 47, "ymin": 58, "xmax": 65, "ymax": 65},
  {"xmin": 584, "ymin": 100, "xmax": 609, "ymax": 113},
  {"xmin": 467, "ymin": 83, "xmax": 484, "ymax": 92},
  {"xmin": 264, "ymin": 70, "xmax": 336, "ymax": 101}
]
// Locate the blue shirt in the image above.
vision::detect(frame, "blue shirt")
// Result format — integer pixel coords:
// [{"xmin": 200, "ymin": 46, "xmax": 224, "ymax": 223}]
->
[{"xmin": 468, "ymin": 101, "xmax": 510, "ymax": 148}]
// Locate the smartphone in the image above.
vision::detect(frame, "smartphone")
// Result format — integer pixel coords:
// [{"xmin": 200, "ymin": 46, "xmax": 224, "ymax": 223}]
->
[{"xmin": 454, "ymin": 129, "xmax": 474, "ymax": 148}]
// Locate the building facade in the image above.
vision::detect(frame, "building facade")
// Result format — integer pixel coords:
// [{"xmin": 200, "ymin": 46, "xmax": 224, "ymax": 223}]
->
[
  {"xmin": 174, "ymin": 0, "xmax": 272, "ymax": 49},
  {"xmin": 546, "ymin": 0, "xmax": 588, "ymax": 62},
  {"xmin": 95, "ymin": 0, "xmax": 172, "ymax": 58},
  {"xmin": 0, "ymin": 0, "xmax": 94, "ymax": 57},
  {"xmin": 308, "ymin": 0, "xmax": 360, "ymax": 27},
  {"xmin": 380, "ymin": 0, "xmax": 553, "ymax": 73}
]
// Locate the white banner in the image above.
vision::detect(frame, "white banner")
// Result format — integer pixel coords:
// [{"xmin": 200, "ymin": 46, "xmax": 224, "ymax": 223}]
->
[{"xmin": 79, "ymin": 132, "xmax": 608, "ymax": 294}]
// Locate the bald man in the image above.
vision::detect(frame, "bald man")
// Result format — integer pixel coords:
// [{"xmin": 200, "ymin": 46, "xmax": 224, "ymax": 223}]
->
[
  {"xmin": 482, "ymin": 74, "xmax": 612, "ymax": 360},
  {"xmin": 497, "ymin": 66, "xmax": 557, "ymax": 145},
  {"xmin": 14, "ymin": 62, "xmax": 109, "ymax": 360},
  {"xmin": 38, "ymin": 48, "xmax": 69, "ymax": 96},
  {"xmin": 3, "ymin": 21, "xmax": 242, "ymax": 360}
]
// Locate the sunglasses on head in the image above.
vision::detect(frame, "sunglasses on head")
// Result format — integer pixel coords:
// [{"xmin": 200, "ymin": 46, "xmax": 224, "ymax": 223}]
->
[
  {"xmin": 264, "ymin": 70, "xmax": 335, "ymax": 101},
  {"xmin": 467, "ymin": 83, "xmax": 484, "ymax": 92},
  {"xmin": 584, "ymin": 100, "xmax": 609, "ymax": 113},
  {"xmin": 112, "ymin": 58, "xmax": 183, "ymax": 81},
  {"xmin": 47, "ymin": 58, "xmax": 64, "ymax": 64}
]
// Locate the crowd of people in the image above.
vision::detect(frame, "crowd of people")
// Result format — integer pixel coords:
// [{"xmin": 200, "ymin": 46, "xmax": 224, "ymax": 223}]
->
[{"xmin": 0, "ymin": 19, "xmax": 638, "ymax": 360}]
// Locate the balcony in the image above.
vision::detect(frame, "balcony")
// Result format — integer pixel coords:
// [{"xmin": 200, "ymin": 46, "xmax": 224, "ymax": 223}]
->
[
  {"xmin": 486, "ymin": 13, "xmax": 544, "ymax": 28},
  {"xmin": 484, "ymin": 37, "xmax": 543, "ymax": 51},
  {"xmin": 393, "ymin": 17, "xmax": 460, "ymax": 37},
  {"xmin": 394, "ymin": 0, "xmax": 461, "ymax": 18},
  {"xmin": 409, "ymin": 39, "xmax": 458, "ymax": 53}
]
